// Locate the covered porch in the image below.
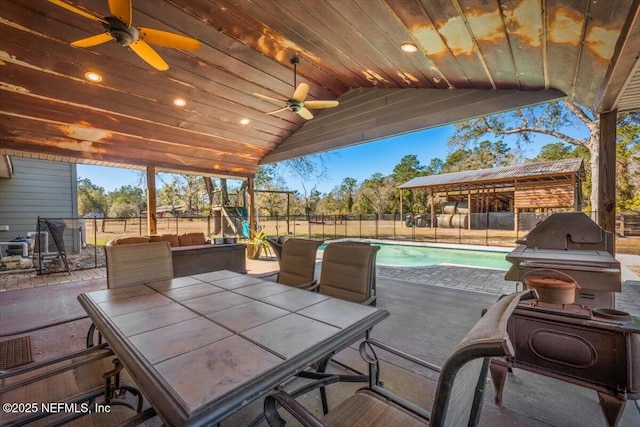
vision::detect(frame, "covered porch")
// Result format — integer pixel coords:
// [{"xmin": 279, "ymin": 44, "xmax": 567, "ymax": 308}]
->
[{"xmin": 2, "ymin": 1, "xmax": 640, "ymax": 426}]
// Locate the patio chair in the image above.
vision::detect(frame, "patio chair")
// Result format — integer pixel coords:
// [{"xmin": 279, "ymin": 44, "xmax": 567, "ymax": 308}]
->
[
  {"xmin": 317, "ymin": 241, "xmax": 380, "ymax": 305},
  {"xmin": 267, "ymin": 236, "xmax": 287, "ymax": 263},
  {"xmin": 105, "ymin": 241, "xmax": 173, "ymax": 288},
  {"xmin": 0, "ymin": 344, "xmax": 146, "ymax": 426},
  {"xmin": 87, "ymin": 241, "xmax": 174, "ymax": 346},
  {"xmin": 35, "ymin": 217, "xmax": 71, "ymax": 274},
  {"xmin": 262, "ymin": 238, "xmax": 322, "ymax": 289},
  {"xmin": 264, "ymin": 289, "xmax": 536, "ymax": 427},
  {"xmin": 299, "ymin": 241, "xmax": 380, "ymax": 411}
]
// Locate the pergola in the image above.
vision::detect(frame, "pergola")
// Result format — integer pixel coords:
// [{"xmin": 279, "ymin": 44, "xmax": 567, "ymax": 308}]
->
[{"xmin": 1, "ymin": 1, "xmax": 640, "ymax": 236}]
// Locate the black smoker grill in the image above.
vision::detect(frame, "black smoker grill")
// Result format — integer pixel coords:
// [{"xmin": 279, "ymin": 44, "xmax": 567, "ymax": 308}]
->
[{"xmin": 505, "ymin": 212, "xmax": 621, "ymax": 308}]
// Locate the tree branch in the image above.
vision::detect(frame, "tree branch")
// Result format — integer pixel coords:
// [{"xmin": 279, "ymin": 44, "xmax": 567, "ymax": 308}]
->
[{"xmin": 494, "ymin": 126, "xmax": 587, "ymax": 147}]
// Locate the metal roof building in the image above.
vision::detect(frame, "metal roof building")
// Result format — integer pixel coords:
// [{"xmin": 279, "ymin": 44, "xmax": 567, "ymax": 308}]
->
[{"xmin": 398, "ymin": 159, "xmax": 585, "ymax": 230}]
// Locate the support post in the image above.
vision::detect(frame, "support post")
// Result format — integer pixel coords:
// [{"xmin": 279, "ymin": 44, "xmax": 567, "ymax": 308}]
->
[
  {"xmin": 467, "ymin": 186, "xmax": 472, "ymax": 230},
  {"xmin": 247, "ymin": 176, "xmax": 256, "ymax": 237},
  {"xmin": 430, "ymin": 190, "xmax": 435, "ymax": 229},
  {"xmin": 598, "ymin": 111, "xmax": 617, "ymax": 246},
  {"xmin": 146, "ymin": 167, "xmax": 157, "ymax": 236}
]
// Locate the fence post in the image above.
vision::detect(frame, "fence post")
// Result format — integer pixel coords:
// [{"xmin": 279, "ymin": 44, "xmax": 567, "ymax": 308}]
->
[
  {"xmin": 93, "ymin": 218, "xmax": 98, "ymax": 268},
  {"xmin": 485, "ymin": 212, "xmax": 489, "ymax": 246},
  {"xmin": 393, "ymin": 213, "xmax": 396, "ymax": 240},
  {"xmin": 434, "ymin": 220, "xmax": 437, "ymax": 243}
]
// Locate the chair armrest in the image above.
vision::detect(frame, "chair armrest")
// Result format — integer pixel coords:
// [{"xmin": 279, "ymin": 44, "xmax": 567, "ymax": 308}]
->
[
  {"xmin": 362, "ymin": 339, "xmax": 442, "ymax": 380},
  {"xmin": 300, "ymin": 280, "xmax": 319, "ymax": 291},
  {"xmin": 0, "ymin": 344, "xmax": 114, "ymax": 392},
  {"xmin": 264, "ymin": 390, "xmax": 325, "ymax": 427},
  {"xmin": 256, "ymin": 271, "xmax": 278, "ymax": 280},
  {"xmin": 361, "ymin": 295, "xmax": 377, "ymax": 306}
]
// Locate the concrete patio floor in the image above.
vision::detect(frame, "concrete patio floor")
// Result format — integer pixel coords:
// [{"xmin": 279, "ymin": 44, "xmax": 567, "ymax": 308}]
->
[{"xmin": 1, "ymin": 256, "xmax": 639, "ymax": 426}]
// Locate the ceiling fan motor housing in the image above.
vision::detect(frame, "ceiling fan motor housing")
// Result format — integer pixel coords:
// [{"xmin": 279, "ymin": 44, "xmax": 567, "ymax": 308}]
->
[
  {"xmin": 288, "ymin": 101, "xmax": 302, "ymax": 112},
  {"xmin": 103, "ymin": 16, "xmax": 138, "ymax": 46}
]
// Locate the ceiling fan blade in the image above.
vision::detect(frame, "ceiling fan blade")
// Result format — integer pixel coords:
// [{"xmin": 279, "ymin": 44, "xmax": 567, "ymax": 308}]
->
[
  {"xmin": 297, "ymin": 107, "xmax": 314, "ymax": 120},
  {"xmin": 305, "ymin": 100, "xmax": 339, "ymax": 109},
  {"xmin": 267, "ymin": 107, "xmax": 289, "ymax": 115},
  {"xmin": 71, "ymin": 32, "xmax": 113, "ymax": 48},
  {"xmin": 48, "ymin": 0, "xmax": 106, "ymax": 23},
  {"xmin": 129, "ymin": 40, "xmax": 169, "ymax": 70},
  {"xmin": 254, "ymin": 92, "xmax": 286, "ymax": 104},
  {"xmin": 108, "ymin": 0, "xmax": 132, "ymax": 27},
  {"xmin": 138, "ymin": 27, "xmax": 201, "ymax": 50},
  {"xmin": 292, "ymin": 83, "xmax": 309, "ymax": 102}
]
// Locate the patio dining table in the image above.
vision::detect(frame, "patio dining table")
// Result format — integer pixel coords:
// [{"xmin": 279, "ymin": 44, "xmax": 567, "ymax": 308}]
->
[{"xmin": 78, "ymin": 270, "xmax": 389, "ymax": 426}]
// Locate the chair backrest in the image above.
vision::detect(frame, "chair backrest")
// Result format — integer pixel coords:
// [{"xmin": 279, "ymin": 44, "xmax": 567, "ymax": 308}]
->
[
  {"xmin": 429, "ymin": 290, "xmax": 525, "ymax": 427},
  {"xmin": 267, "ymin": 237, "xmax": 285, "ymax": 263},
  {"xmin": 318, "ymin": 242, "xmax": 380, "ymax": 304},
  {"xmin": 105, "ymin": 241, "xmax": 173, "ymax": 288},
  {"xmin": 276, "ymin": 239, "xmax": 322, "ymax": 287}
]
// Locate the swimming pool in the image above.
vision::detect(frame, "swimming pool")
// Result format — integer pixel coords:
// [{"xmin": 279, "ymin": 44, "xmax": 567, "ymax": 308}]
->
[{"xmin": 321, "ymin": 242, "xmax": 511, "ymax": 270}]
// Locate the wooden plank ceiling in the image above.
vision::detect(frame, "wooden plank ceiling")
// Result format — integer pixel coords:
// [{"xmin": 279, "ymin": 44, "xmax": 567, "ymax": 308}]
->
[{"xmin": 1, "ymin": 0, "xmax": 639, "ymax": 179}]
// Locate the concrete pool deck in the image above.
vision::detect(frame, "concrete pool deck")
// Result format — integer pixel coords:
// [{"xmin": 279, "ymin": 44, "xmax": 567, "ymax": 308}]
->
[{"xmin": 1, "ymin": 252, "xmax": 640, "ymax": 426}]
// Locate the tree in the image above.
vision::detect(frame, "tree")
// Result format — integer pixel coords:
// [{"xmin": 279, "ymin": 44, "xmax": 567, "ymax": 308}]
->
[
  {"xmin": 443, "ymin": 140, "xmax": 514, "ymax": 172},
  {"xmin": 447, "ymin": 100, "xmax": 640, "ymax": 211},
  {"xmin": 616, "ymin": 116, "xmax": 640, "ymax": 210},
  {"xmin": 255, "ymin": 165, "xmax": 289, "ymax": 216},
  {"xmin": 77, "ymin": 178, "xmax": 108, "ymax": 216},
  {"xmin": 391, "ymin": 154, "xmax": 425, "ymax": 183},
  {"xmin": 159, "ymin": 181, "xmax": 181, "ymax": 213},
  {"xmin": 300, "ymin": 188, "xmax": 322, "ymax": 218},
  {"xmin": 355, "ymin": 173, "xmax": 396, "ymax": 218},
  {"xmin": 391, "ymin": 155, "xmax": 427, "ymax": 213},
  {"xmin": 108, "ymin": 185, "xmax": 145, "ymax": 218},
  {"xmin": 533, "ymin": 142, "xmax": 577, "ymax": 162},
  {"xmin": 336, "ymin": 177, "xmax": 358, "ymax": 214},
  {"xmin": 425, "ymin": 158, "xmax": 444, "ymax": 175}
]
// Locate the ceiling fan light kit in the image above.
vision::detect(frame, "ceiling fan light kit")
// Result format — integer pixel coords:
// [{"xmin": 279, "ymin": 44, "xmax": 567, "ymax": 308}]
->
[{"xmin": 253, "ymin": 56, "xmax": 339, "ymax": 120}]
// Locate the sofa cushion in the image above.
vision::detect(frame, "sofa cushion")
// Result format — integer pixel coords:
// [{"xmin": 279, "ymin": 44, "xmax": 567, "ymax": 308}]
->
[
  {"xmin": 150, "ymin": 234, "xmax": 180, "ymax": 247},
  {"xmin": 178, "ymin": 232, "xmax": 207, "ymax": 246},
  {"xmin": 112, "ymin": 236, "xmax": 150, "ymax": 245}
]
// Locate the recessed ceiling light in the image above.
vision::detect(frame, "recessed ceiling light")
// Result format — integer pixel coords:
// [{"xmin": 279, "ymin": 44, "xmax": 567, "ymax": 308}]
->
[
  {"xmin": 173, "ymin": 98, "xmax": 186, "ymax": 107},
  {"xmin": 84, "ymin": 71, "xmax": 102, "ymax": 82},
  {"xmin": 240, "ymin": 118, "xmax": 250, "ymax": 125},
  {"xmin": 401, "ymin": 43, "xmax": 418, "ymax": 53}
]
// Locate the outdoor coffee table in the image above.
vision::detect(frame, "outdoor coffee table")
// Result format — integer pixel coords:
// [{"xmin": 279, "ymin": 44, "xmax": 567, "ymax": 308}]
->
[{"xmin": 78, "ymin": 270, "xmax": 389, "ymax": 426}]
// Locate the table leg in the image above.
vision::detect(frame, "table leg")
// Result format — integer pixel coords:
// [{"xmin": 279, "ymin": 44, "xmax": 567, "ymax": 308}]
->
[
  {"xmin": 489, "ymin": 359, "xmax": 510, "ymax": 406},
  {"xmin": 597, "ymin": 392, "xmax": 627, "ymax": 427}
]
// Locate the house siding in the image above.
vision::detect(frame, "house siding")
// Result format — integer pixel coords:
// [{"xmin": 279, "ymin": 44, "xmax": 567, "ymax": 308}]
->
[{"xmin": 0, "ymin": 158, "xmax": 78, "ymax": 250}]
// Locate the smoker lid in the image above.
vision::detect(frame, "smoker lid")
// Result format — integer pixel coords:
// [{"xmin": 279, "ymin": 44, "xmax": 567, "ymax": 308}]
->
[{"xmin": 523, "ymin": 213, "xmax": 614, "ymax": 252}]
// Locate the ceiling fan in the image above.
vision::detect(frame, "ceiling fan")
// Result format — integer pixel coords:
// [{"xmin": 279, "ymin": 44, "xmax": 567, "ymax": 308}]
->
[
  {"xmin": 48, "ymin": 0, "xmax": 201, "ymax": 71},
  {"xmin": 254, "ymin": 57, "xmax": 339, "ymax": 120}
]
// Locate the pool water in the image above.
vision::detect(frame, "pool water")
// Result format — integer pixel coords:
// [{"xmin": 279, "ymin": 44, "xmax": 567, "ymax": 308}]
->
[{"xmin": 321, "ymin": 242, "xmax": 511, "ymax": 270}]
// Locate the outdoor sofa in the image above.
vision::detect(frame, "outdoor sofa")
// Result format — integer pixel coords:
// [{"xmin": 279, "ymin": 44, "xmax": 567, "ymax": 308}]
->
[{"xmin": 106, "ymin": 232, "xmax": 246, "ymax": 277}]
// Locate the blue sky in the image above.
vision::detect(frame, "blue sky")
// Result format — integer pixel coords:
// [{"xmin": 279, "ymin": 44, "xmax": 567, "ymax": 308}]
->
[{"xmin": 77, "ymin": 124, "xmax": 554, "ymax": 195}]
